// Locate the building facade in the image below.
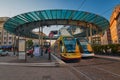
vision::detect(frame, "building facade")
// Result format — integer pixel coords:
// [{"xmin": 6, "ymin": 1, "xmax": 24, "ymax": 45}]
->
[
  {"xmin": 32, "ymin": 31, "xmax": 47, "ymax": 46},
  {"xmin": 110, "ymin": 5, "xmax": 120, "ymax": 44},
  {"xmin": 0, "ymin": 17, "xmax": 15, "ymax": 48},
  {"xmin": 101, "ymin": 28, "xmax": 112, "ymax": 45}
]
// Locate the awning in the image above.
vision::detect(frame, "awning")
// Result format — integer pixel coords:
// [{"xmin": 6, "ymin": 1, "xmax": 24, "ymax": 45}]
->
[{"xmin": 2, "ymin": 45, "xmax": 12, "ymax": 48}]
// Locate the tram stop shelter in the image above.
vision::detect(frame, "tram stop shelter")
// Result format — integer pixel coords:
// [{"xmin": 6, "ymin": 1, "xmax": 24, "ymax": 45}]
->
[
  {"xmin": 4, "ymin": 9, "xmax": 109, "ymax": 39},
  {"xmin": 3, "ymin": 9, "xmax": 109, "ymax": 61}
]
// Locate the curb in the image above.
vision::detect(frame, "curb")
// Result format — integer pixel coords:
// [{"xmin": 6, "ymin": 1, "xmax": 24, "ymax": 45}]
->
[
  {"xmin": 0, "ymin": 54, "xmax": 66, "ymax": 67},
  {"xmin": 51, "ymin": 54, "xmax": 66, "ymax": 66},
  {"xmin": 95, "ymin": 55, "xmax": 120, "ymax": 61},
  {"xmin": 0, "ymin": 62, "xmax": 58, "ymax": 67}
]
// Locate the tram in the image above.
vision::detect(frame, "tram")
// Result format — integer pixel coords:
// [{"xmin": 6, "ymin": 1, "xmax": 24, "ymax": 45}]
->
[
  {"xmin": 77, "ymin": 37, "xmax": 94, "ymax": 57},
  {"xmin": 51, "ymin": 36, "xmax": 82, "ymax": 61}
]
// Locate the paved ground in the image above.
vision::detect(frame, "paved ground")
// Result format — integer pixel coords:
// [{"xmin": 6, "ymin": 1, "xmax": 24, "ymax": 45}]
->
[
  {"xmin": 0, "ymin": 65, "xmax": 81, "ymax": 80},
  {"xmin": 0, "ymin": 53, "xmax": 56, "ymax": 63},
  {"xmin": 95, "ymin": 55, "xmax": 120, "ymax": 61},
  {"xmin": 67, "ymin": 57, "xmax": 120, "ymax": 80},
  {"xmin": 0, "ymin": 54, "xmax": 120, "ymax": 80}
]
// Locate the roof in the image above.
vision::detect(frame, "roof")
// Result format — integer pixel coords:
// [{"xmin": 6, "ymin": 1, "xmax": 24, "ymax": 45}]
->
[
  {"xmin": 0, "ymin": 17, "xmax": 9, "ymax": 22},
  {"xmin": 4, "ymin": 9, "xmax": 109, "ymax": 38}
]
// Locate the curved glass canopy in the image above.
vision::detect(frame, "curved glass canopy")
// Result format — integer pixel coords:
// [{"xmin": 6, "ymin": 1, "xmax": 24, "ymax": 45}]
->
[{"xmin": 4, "ymin": 9, "xmax": 109, "ymax": 38}]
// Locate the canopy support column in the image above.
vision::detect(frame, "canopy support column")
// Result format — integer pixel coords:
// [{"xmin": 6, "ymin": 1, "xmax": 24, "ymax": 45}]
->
[
  {"xmin": 89, "ymin": 24, "xmax": 93, "ymax": 44},
  {"xmin": 13, "ymin": 35, "xmax": 16, "ymax": 55},
  {"xmin": 86, "ymin": 23, "xmax": 89, "ymax": 41},
  {"xmin": 41, "ymin": 26, "xmax": 43, "ymax": 46},
  {"xmin": 17, "ymin": 35, "xmax": 19, "ymax": 56},
  {"xmin": 39, "ymin": 26, "xmax": 41, "ymax": 47},
  {"xmin": 41, "ymin": 26, "xmax": 43, "ymax": 56}
]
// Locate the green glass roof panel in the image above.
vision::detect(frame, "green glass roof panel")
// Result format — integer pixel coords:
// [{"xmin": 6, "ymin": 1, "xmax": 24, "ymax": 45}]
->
[
  {"xmin": 26, "ymin": 13, "xmax": 37, "ymax": 21},
  {"xmin": 14, "ymin": 16, "xmax": 27, "ymax": 25},
  {"xmin": 80, "ymin": 12, "xmax": 90, "ymax": 21},
  {"xmin": 4, "ymin": 9, "xmax": 109, "ymax": 38},
  {"xmin": 45, "ymin": 10, "xmax": 52, "ymax": 19},
  {"xmin": 18, "ymin": 15, "xmax": 29, "ymax": 22},
  {"xmin": 86, "ymin": 15, "xmax": 96, "ymax": 22},
  {"xmin": 76, "ymin": 11, "xmax": 86, "ymax": 20},
  {"xmin": 72, "ymin": 11, "xmax": 82, "ymax": 20},
  {"xmin": 41, "ymin": 11, "xmax": 48, "ymax": 19},
  {"xmin": 51, "ymin": 10, "xmax": 57, "ymax": 19},
  {"xmin": 65, "ymin": 10, "xmax": 72, "ymax": 19},
  {"xmin": 32, "ymin": 12, "xmax": 41, "ymax": 20},
  {"xmin": 61, "ymin": 10, "xmax": 66, "ymax": 19},
  {"xmin": 37, "ymin": 11, "xmax": 45, "ymax": 20},
  {"xmin": 56, "ymin": 10, "xmax": 61, "ymax": 19}
]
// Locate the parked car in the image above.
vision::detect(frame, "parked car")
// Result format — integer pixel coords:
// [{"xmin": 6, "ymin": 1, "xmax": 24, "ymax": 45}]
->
[
  {"xmin": 26, "ymin": 49, "xmax": 33, "ymax": 56},
  {"xmin": 0, "ymin": 50, "xmax": 9, "ymax": 56}
]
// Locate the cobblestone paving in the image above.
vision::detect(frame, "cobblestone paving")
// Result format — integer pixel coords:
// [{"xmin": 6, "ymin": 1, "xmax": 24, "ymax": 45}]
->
[
  {"xmin": 0, "ymin": 55, "xmax": 120, "ymax": 80},
  {"xmin": 0, "ymin": 53, "xmax": 56, "ymax": 63},
  {"xmin": 67, "ymin": 58, "xmax": 120, "ymax": 80},
  {"xmin": 0, "ymin": 66, "xmax": 81, "ymax": 80}
]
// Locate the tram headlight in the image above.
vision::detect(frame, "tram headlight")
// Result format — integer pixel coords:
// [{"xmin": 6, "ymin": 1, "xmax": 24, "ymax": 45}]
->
[{"xmin": 64, "ymin": 54, "xmax": 67, "ymax": 56}]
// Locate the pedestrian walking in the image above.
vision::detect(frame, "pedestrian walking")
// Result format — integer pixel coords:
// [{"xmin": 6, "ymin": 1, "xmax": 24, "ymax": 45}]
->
[
  {"xmin": 45, "ymin": 47, "xmax": 48, "ymax": 54},
  {"xmin": 41, "ymin": 47, "xmax": 43, "ymax": 56},
  {"xmin": 48, "ymin": 47, "xmax": 51, "ymax": 60}
]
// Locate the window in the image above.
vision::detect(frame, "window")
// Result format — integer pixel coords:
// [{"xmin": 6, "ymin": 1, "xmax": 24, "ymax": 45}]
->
[
  {"xmin": 9, "ymin": 42, "xmax": 12, "ymax": 44},
  {"xmin": 4, "ymin": 42, "xmax": 6, "ymax": 44},
  {"xmin": 4, "ymin": 37, "xmax": 6, "ymax": 40},
  {"xmin": 4, "ymin": 32, "xmax": 7, "ymax": 35},
  {"xmin": 9, "ymin": 37, "xmax": 12, "ymax": 40}
]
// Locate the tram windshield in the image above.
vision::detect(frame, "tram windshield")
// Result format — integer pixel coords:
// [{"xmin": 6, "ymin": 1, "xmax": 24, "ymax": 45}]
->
[
  {"xmin": 63, "ymin": 37, "xmax": 76, "ymax": 53},
  {"xmin": 79, "ymin": 39, "xmax": 88, "ymax": 45},
  {"xmin": 79, "ymin": 38, "xmax": 92, "ymax": 53}
]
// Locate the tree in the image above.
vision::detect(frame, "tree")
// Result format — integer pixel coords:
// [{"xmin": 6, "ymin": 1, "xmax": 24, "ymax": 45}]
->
[{"xmin": 26, "ymin": 40, "xmax": 33, "ymax": 49}]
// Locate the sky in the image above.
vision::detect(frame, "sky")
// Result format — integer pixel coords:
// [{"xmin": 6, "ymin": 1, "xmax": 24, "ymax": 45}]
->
[{"xmin": 0, "ymin": 0, "xmax": 120, "ymax": 35}]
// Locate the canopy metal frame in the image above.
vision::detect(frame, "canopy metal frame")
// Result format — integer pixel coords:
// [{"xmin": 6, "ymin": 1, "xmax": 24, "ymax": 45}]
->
[{"xmin": 4, "ymin": 9, "xmax": 109, "ymax": 39}]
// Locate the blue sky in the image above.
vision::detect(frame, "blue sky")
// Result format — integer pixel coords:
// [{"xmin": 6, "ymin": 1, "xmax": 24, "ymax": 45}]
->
[
  {"xmin": 0, "ymin": 0, "xmax": 120, "ymax": 35},
  {"xmin": 0, "ymin": 0, "xmax": 119, "ymax": 20}
]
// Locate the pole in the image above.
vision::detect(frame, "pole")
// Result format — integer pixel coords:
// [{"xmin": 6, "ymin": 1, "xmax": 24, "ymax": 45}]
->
[
  {"xmin": 17, "ymin": 35, "xmax": 19, "ymax": 56},
  {"xmin": 48, "ymin": 37, "xmax": 51, "ymax": 60},
  {"xmin": 13, "ymin": 35, "xmax": 16, "ymax": 55},
  {"xmin": 86, "ymin": 24, "xmax": 89, "ymax": 41},
  {"xmin": 90, "ymin": 24, "xmax": 93, "ymax": 44},
  {"xmin": 41, "ymin": 26, "xmax": 43, "ymax": 56},
  {"xmin": 41, "ymin": 26, "xmax": 43, "ymax": 46},
  {"xmin": 39, "ymin": 26, "xmax": 41, "ymax": 56}
]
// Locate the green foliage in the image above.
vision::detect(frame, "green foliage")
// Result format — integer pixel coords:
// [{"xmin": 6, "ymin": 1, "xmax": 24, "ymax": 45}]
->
[
  {"xmin": 26, "ymin": 40, "xmax": 33, "ymax": 49},
  {"xmin": 92, "ymin": 44, "xmax": 120, "ymax": 56}
]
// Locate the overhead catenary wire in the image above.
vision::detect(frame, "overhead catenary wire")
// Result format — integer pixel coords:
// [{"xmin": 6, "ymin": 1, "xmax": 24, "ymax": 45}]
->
[
  {"xmin": 101, "ymin": 0, "xmax": 120, "ymax": 15},
  {"xmin": 77, "ymin": 0, "xmax": 86, "ymax": 10},
  {"xmin": 68, "ymin": 0, "xmax": 87, "ymax": 35},
  {"xmin": 100, "ymin": 7, "xmax": 114, "ymax": 15},
  {"xmin": 69, "ymin": 0, "xmax": 87, "ymax": 19}
]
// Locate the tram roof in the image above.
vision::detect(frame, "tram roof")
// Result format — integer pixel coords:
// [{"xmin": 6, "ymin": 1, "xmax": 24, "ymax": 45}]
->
[{"xmin": 4, "ymin": 9, "xmax": 109, "ymax": 38}]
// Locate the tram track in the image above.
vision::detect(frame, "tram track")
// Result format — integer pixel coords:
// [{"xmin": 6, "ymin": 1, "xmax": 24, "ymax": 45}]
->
[
  {"xmin": 53, "ymin": 54, "xmax": 120, "ymax": 80},
  {"xmin": 92, "ymin": 66, "xmax": 120, "ymax": 77},
  {"xmin": 67, "ymin": 58, "xmax": 120, "ymax": 80},
  {"xmin": 52, "ymin": 54, "xmax": 94, "ymax": 80},
  {"xmin": 73, "ymin": 66, "xmax": 120, "ymax": 80}
]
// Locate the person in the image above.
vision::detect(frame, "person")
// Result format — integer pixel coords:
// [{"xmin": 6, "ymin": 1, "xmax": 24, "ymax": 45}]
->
[
  {"xmin": 41, "ymin": 47, "xmax": 43, "ymax": 56},
  {"xmin": 47, "ymin": 47, "xmax": 51, "ymax": 60},
  {"xmin": 33, "ymin": 46, "xmax": 40, "ymax": 57},
  {"xmin": 45, "ymin": 47, "xmax": 48, "ymax": 54},
  {"xmin": 30, "ymin": 48, "xmax": 34, "ymax": 58}
]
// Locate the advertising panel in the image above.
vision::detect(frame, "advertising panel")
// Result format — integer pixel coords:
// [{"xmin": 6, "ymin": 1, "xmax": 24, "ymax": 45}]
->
[{"xmin": 18, "ymin": 39, "xmax": 26, "ymax": 60}]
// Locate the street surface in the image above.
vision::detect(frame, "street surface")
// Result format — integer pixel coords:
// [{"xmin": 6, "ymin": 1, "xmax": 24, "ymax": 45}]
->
[{"xmin": 0, "ymin": 55, "xmax": 120, "ymax": 80}]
